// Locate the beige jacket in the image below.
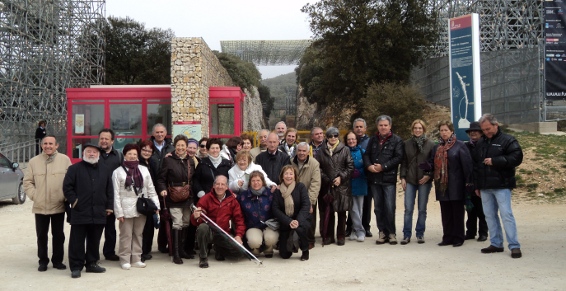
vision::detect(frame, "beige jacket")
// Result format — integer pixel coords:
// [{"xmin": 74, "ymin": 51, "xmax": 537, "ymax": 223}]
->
[
  {"xmin": 291, "ymin": 156, "xmax": 322, "ymax": 206},
  {"xmin": 249, "ymin": 146, "xmax": 266, "ymax": 162},
  {"xmin": 23, "ymin": 151, "xmax": 72, "ymax": 214}
]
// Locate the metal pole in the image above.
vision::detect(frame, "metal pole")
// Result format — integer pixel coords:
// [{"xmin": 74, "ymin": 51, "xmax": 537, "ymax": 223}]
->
[{"xmin": 190, "ymin": 205, "xmax": 262, "ymax": 265}]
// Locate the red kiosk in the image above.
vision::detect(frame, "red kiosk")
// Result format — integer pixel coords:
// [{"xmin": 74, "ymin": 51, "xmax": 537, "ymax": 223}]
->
[
  {"xmin": 65, "ymin": 86, "xmax": 245, "ymax": 163},
  {"xmin": 208, "ymin": 87, "xmax": 246, "ymax": 140}
]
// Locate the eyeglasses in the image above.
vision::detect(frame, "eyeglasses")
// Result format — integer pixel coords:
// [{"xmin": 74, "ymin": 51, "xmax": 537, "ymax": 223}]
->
[
  {"xmin": 200, "ymin": 144, "xmax": 206, "ymax": 148},
  {"xmin": 327, "ymin": 134, "xmax": 339, "ymax": 138}
]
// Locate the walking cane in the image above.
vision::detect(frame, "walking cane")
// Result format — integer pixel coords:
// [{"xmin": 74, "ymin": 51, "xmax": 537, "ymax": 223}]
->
[{"xmin": 190, "ymin": 205, "xmax": 262, "ymax": 265}]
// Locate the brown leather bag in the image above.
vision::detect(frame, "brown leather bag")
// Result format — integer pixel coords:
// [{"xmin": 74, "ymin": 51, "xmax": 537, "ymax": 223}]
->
[
  {"xmin": 168, "ymin": 184, "xmax": 190, "ymax": 202},
  {"xmin": 167, "ymin": 158, "xmax": 192, "ymax": 202}
]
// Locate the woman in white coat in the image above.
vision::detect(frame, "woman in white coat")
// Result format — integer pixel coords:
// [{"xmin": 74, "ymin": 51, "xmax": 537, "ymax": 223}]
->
[
  {"xmin": 228, "ymin": 151, "xmax": 277, "ymax": 195},
  {"xmin": 112, "ymin": 143, "xmax": 160, "ymax": 270}
]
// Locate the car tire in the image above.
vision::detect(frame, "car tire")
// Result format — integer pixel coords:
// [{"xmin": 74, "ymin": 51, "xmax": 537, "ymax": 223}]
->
[{"xmin": 12, "ymin": 183, "xmax": 26, "ymax": 205}]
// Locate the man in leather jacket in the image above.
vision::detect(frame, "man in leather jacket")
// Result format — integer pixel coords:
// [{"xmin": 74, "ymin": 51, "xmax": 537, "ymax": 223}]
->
[{"xmin": 473, "ymin": 113, "xmax": 523, "ymax": 259}]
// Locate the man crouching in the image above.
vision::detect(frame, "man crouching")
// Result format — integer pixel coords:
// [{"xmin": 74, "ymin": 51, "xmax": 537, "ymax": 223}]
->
[{"xmin": 191, "ymin": 175, "xmax": 245, "ymax": 268}]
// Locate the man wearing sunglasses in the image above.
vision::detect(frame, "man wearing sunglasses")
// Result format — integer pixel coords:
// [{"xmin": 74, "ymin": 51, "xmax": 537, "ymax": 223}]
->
[{"xmin": 363, "ymin": 115, "xmax": 404, "ymax": 245}]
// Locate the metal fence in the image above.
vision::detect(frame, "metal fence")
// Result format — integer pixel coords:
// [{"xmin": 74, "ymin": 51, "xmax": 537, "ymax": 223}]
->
[
  {"xmin": 0, "ymin": 139, "xmax": 36, "ymax": 168},
  {"xmin": 411, "ymin": 45, "xmax": 547, "ymax": 124}
]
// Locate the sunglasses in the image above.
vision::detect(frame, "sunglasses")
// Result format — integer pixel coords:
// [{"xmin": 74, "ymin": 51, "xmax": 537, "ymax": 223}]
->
[
  {"xmin": 327, "ymin": 134, "xmax": 339, "ymax": 138},
  {"xmin": 200, "ymin": 144, "xmax": 206, "ymax": 148}
]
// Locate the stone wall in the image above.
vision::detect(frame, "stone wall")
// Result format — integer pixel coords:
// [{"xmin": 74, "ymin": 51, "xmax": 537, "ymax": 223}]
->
[
  {"xmin": 243, "ymin": 86, "xmax": 267, "ymax": 131},
  {"xmin": 171, "ymin": 37, "xmax": 265, "ymax": 135},
  {"xmin": 170, "ymin": 37, "xmax": 233, "ymax": 136}
]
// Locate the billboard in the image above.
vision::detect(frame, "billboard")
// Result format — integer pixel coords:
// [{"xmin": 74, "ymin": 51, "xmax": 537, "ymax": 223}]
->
[
  {"xmin": 449, "ymin": 13, "xmax": 482, "ymax": 140},
  {"xmin": 544, "ymin": 1, "xmax": 566, "ymax": 100}
]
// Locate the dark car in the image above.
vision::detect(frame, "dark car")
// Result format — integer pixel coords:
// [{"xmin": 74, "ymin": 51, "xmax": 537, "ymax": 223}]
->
[{"xmin": 0, "ymin": 152, "xmax": 25, "ymax": 204}]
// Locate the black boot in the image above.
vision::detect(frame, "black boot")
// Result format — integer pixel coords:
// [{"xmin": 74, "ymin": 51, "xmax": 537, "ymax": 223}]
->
[
  {"xmin": 180, "ymin": 227, "xmax": 194, "ymax": 259},
  {"xmin": 172, "ymin": 229, "xmax": 183, "ymax": 264}
]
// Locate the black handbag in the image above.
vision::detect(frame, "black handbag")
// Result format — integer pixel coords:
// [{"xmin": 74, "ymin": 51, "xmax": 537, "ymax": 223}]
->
[{"xmin": 135, "ymin": 187, "xmax": 158, "ymax": 216}]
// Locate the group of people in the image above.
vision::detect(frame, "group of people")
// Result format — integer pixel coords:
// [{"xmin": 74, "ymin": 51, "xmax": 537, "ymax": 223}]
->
[{"xmin": 23, "ymin": 113, "xmax": 524, "ymax": 278}]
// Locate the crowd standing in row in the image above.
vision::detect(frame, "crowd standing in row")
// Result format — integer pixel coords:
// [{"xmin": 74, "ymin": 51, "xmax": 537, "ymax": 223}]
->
[{"xmin": 23, "ymin": 113, "xmax": 523, "ymax": 278}]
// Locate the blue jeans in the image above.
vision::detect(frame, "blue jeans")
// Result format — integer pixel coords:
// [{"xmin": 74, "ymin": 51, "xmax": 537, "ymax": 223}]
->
[
  {"xmin": 371, "ymin": 184, "xmax": 396, "ymax": 235},
  {"xmin": 480, "ymin": 189, "xmax": 520, "ymax": 250},
  {"xmin": 403, "ymin": 182, "xmax": 432, "ymax": 238}
]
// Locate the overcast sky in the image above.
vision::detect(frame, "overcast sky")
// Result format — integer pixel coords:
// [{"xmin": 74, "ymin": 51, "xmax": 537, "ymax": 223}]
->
[{"xmin": 105, "ymin": 0, "xmax": 315, "ymax": 79}]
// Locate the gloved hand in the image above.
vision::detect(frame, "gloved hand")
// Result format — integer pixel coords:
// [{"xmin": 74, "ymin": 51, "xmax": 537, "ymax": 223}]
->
[{"xmin": 464, "ymin": 193, "xmax": 474, "ymax": 211}]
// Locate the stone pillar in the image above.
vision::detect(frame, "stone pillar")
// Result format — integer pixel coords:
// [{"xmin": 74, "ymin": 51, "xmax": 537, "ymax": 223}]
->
[{"xmin": 170, "ymin": 37, "xmax": 233, "ymax": 137}]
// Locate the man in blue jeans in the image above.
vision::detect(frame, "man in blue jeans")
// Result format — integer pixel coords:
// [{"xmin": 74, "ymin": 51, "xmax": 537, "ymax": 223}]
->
[
  {"xmin": 473, "ymin": 113, "xmax": 523, "ymax": 259},
  {"xmin": 363, "ymin": 115, "xmax": 404, "ymax": 245}
]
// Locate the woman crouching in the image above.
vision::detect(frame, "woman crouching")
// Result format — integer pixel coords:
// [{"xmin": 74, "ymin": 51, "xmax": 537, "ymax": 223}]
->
[
  {"xmin": 237, "ymin": 171, "xmax": 279, "ymax": 258},
  {"xmin": 272, "ymin": 165, "xmax": 311, "ymax": 261}
]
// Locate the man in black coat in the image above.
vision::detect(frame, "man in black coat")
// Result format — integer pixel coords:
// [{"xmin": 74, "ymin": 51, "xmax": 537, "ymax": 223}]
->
[
  {"xmin": 255, "ymin": 132, "xmax": 290, "ymax": 185},
  {"xmin": 97, "ymin": 128, "xmax": 123, "ymax": 261},
  {"xmin": 473, "ymin": 114, "xmax": 523, "ymax": 259},
  {"xmin": 363, "ymin": 115, "xmax": 404, "ymax": 245},
  {"xmin": 63, "ymin": 143, "xmax": 114, "ymax": 279},
  {"xmin": 149, "ymin": 124, "xmax": 175, "ymax": 254}
]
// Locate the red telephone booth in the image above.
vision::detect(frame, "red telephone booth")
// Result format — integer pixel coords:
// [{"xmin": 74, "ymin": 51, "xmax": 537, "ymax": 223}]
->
[{"xmin": 208, "ymin": 87, "xmax": 246, "ymax": 140}]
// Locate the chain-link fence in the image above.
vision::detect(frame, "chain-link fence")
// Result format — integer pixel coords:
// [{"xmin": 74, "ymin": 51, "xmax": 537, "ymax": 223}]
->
[{"xmin": 411, "ymin": 44, "xmax": 554, "ymax": 124}]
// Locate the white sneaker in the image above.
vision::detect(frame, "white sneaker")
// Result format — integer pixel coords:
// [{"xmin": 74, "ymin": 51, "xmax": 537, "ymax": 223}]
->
[
  {"xmin": 348, "ymin": 233, "xmax": 358, "ymax": 241},
  {"xmin": 356, "ymin": 231, "xmax": 366, "ymax": 242},
  {"xmin": 121, "ymin": 263, "xmax": 131, "ymax": 270},
  {"xmin": 132, "ymin": 261, "xmax": 146, "ymax": 268}
]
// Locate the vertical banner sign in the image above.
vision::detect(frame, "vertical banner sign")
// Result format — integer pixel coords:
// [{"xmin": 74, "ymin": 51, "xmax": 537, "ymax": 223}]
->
[
  {"xmin": 449, "ymin": 13, "xmax": 482, "ymax": 140},
  {"xmin": 544, "ymin": 1, "xmax": 566, "ymax": 101}
]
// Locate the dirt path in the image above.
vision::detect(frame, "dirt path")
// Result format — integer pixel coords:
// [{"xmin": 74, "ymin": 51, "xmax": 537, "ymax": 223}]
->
[{"xmin": 1, "ymin": 193, "xmax": 565, "ymax": 291}]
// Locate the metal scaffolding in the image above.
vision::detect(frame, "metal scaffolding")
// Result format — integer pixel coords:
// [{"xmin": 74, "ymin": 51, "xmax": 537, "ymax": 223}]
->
[
  {"xmin": 0, "ymin": 0, "xmax": 105, "ymax": 145},
  {"xmin": 220, "ymin": 40, "xmax": 312, "ymax": 66},
  {"xmin": 412, "ymin": 0, "xmax": 548, "ymax": 124}
]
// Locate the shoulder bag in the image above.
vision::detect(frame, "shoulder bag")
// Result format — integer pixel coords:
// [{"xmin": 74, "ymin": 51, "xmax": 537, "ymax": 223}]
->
[{"xmin": 168, "ymin": 159, "xmax": 192, "ymax": 202}]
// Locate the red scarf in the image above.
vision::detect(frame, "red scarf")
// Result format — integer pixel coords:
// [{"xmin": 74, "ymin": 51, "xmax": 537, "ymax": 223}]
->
[
  {"xmin": 434, "ymin": 133, "xmax": 456, "ymax": 195},
  {"xmin": 378, "ymin": 131, "xmax": 392, "ymax": 146}
]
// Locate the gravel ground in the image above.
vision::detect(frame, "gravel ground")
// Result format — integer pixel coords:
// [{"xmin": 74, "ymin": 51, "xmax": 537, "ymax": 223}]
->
[{"xmin": 1, "ymin": 193, "xmax": 565, "ymax": 291}]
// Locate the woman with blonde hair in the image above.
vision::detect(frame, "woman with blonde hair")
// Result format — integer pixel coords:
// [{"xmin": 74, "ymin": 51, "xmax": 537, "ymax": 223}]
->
[
  {"xmin": 399, "ymin": 119, "xmax": 435, "ymax": 244},
  {"xmin": 228, "ymin": 151, "xmax": 277, "ymax": 194}
]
